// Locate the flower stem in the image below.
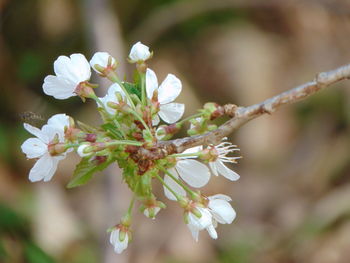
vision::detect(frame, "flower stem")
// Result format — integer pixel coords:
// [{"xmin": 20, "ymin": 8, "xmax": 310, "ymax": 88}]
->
[
  {"xmin": 169, "ymin": 152, "xmax": 201, "ymax": 158},
  {"xmin": 161, "ymin": 168, "xmax": 195, "ymax": 196},
  {"xmin": 177, "ymin": 112, "xmax": 204, "ymax": 126},
  {"xmin": 107, "ymin": 140, "xmax": 144, "ymax": 146},
  {"xmin": 140, "ymin": 73, "xmax": 146, "ymax": 106},
  {"xmin": 154, "ymin": 173, "xmax": 182, "ymax": 201}
]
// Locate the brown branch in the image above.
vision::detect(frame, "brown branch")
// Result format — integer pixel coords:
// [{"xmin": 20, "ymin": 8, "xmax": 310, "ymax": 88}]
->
[{"xmin": 157, "ymin": 63, "xmax": 350, "ymax": 155}]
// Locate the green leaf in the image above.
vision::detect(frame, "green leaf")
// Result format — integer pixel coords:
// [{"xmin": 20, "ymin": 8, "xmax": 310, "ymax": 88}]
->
[
  {"xmin": 101, "ymin": 123, "xmax": 122, "ymax": 139},
  {"xmin": 123, "ymin": 82, "xmax": 141, "ymax": 99},
  {"xmin": 67, "ymin": 157, "xmax": 114, "ymax": 188}
]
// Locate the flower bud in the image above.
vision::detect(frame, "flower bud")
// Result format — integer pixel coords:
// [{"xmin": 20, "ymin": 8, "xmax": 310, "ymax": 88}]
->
[
  {"xmin": 90, "ymin": 52, "xmax": 117, "ymax": 76},
  {"xmin": 128, "ymin": 41, "xmax": 152, "ymax": 63},
  {"xmin": 77, "ymin": 143, "xmax": 93, "ymax": 157}
]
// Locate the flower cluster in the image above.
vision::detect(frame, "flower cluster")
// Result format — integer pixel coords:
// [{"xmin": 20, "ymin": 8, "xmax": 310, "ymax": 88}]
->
[{"xmin": 21, "ymin": 41, "xmax": 241, "ymax": 254}]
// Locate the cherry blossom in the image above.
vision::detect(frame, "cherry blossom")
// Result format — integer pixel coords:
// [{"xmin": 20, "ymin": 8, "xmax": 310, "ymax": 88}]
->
[
  {"xmin": 128, "ymin": 41, "xmax": 151, "ymax": 63},
  {"xmin": 146, "ymin": 68, "xmax": 184, "ymax": 124},
  {"xmin": 43, "ymin": 54, "xmax": 91, "ymax": 99},
  {"xmin": 21, "ymin": 114, "xmax": 70, "ymax": 182}
]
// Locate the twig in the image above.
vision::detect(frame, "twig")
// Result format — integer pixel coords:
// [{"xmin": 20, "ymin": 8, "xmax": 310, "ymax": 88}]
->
[{"xmin": 157, "ymin": 63, "xmax": 350, "ymax": 154}]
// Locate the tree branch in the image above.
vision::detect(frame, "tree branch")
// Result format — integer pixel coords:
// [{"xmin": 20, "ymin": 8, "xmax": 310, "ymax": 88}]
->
[{"xmin": 158, "ymin": 63, "xmax": 350, "ymax": 154}]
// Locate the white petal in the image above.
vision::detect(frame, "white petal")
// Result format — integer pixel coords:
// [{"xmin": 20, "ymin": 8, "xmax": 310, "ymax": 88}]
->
[
  {"xmin": 43, "ymin": 156, "xmax": 63, "ymax": 182},
  {"xmin": 41, "ymin": 125, "xmax": 63, "ymax": 142},
  {"xmin": 114, "ymin": 234, "xmax": 128, "ymax": 254},
  {"xmin": 129, "ymin": 41, "xmax": 151, "ymax": 63},
  {"xmin": 163, "ymin": 168, "xmax": 186, "ymax": 201},
  {"xmin": 28, "ymin": 153, "xmax": 55, "ymax": 182},
  {"xmin": 158, "ymin": 74, "xmax": 182, "ymax": 104},
  {"xmin": 90, "ymin": 52, "xmax": 116, "ymax": 73},
  {"xmin": 158, "ymin": 103, "xmax": 184, "ymax": 124},
  {"xmin": 146, "ymin": 68, "xmax": 158, "ymax": 99},
  {"xmin": 209, "ymin": 162, "xmax": 219, "ymax": 176},
  {"xmin": 187, "ymin": 224, "xmax": 199, "ymax": 242},
  {"xmin": 47, "ymin": 113, "xmax": 70, "ymax": 129},
  {"xmin": 54, "ymin": 54, "xmax": 91, "ymax": 84},
  {"xmin": 21, "ymin": 138, "xmax": 47, "ymax": 158},
  {"xmin": 208, "ymin": 194, "xmax": 232, "ymax": 202},
  {"xmin": 216, "ymin": 160, "xmax": 240, "ymax": 181},
  {"xmin": 188, "ymin": 207, "xmax": 212, "ymax": 230},
  {"xmin": 176, "ymin": 159, "xmax": 210, "ymax": 188},
  {"xmin": 23, "ymin": 123, "xmax": 49, "ymax": 143},
  {"xmin": 206, "ymin": 224, "xmax": 218, "ymax": 239},
  {"xmin": 43, "ymin": 75, "xmax": 76, "ymax": 99},
  {"xmin": 208, "ymin": 199, "xmax": 236, "ymax": 224}
]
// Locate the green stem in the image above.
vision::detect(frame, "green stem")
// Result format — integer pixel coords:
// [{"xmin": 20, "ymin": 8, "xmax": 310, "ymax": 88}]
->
[
  {"xmin": 169, "ymin": 152, "xmax": 201, "ymax": 158},
  {"xmin": 127, "ymin": 195, "xmax": 136, "ymax": 215},
  {"xmin": 155, "ymin": 173, "xmax": 181, "ymax": 201},
  {"xmin": 161, "ymin": 167, "xmax": 195, "ymax": 196},
  {"xmin": 107, "ymin": 140, "xmax": 143, "ymax": 146},
  {"xmin": 177, "ymin": 112, "xmax": 204, "ymax": 125},
  {"xmin": 140, "ymin": 73, "xmax": 146, "ymax": 106},
  {"xmin": 129, "ymin": 110, "xmax": 152, "ymax": 136}
]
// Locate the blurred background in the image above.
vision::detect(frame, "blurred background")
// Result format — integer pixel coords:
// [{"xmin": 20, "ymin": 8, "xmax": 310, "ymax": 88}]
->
[{"xmin": 1, "ymin": 0, "xmax": 350, "ymax": 262}]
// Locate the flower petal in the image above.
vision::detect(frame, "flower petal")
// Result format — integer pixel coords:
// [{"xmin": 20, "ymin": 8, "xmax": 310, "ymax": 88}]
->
[
  {"xmin": 129, "ymin": 41, "xmax": 151, "ymax": 63},
  {"xmin": 23, "ymin": 123, "xmax": 49, "ymax": 143},
  {"xmin": 163, "ymin": 168, "xmax": 186, "ymax": 201},
  {"xmin": 43, "ymin": 75, "xmax": 76, "ymax": 99},
  {"xmin": 216, "ymin": 160, "xmax": 240, "ymax": 181},
  {"xmin": 146, "ymin": 68, "xmax": 158, "ymax": 99},
  {"xmin": 208, "ymin": 199, "xmax": 236, "ymax": 224},
  {"xmin": 43, "ymin": 156, "xmax": 64, "ymax": 182},
  {"xmin": 158, "ymin": 103, "xmax": 184, "ymax": 124},
  {"xmin": 208, "ymin": 194, "xmax": 232, "ymax": 202},
  {"xmin": 206, "ymin": 224, "xmax": 218, "ymax": 239},
  {"xmin": 54, "ymin": 54, "xmax": 91, "ymax": 84},
  {"xmin": 21, "ymin": 138, "xmax": 47, "ymax": 159},
  {"xmin": 187, "ymin": 224, "xmax": 199, "ymax": 242},
  {"xmin": 176, "ymin": 159, "xmax": 210, "ymax": 188},
  {"xmin": 209, "ymin": 162, "xmax": 219, "ymax": 176},
  {"xmin": 28, "ymin": 153, "xmax": 55, "ymax": 182},
  {"xmin": 89, "ymin": 52, "xmax": 116, "ymax": 73},
  {"xmin": 158, "ymin": 74, "xmax": 182, "ymax": 104}
]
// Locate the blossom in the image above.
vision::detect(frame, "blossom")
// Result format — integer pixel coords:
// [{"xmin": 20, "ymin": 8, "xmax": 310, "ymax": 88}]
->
[
  {"xmin": 186, "ymin": 205, "xmax": 213, "ymax": 242},
  {"xmin": 128, "ymin": 41, "xmax": 151, "ymax": 63},
  {"xmin": 98, "ymin": 83, "xmax": 128, "ymax": 114},
  {"xmin": 208, "ymin": 141, "xmax": 240, "ymax": 181},
  {"xmin": 163, "ymin": 146, "xmax": 211, "ymax": 201},
  {"xmin": 43, "ymin": 54, "xmax": 91, "ymax": 99},
  {"xmin": 146, "ymin": 68, "xmax": 185, "ymax": 124},
  {"xmin": 89, "ymin": 52, "xmax": 117, "ymax": 74},
  {"xmin": 21, "ymin": 114, "xmax": 70, "ymax": 182},
  {"xmin": 206, "ymin": 194, "xmax": 236, "ymax": 239},
  {"xmin": 109, "ymin": 228, "xmax": 129, "ymax": 254}
]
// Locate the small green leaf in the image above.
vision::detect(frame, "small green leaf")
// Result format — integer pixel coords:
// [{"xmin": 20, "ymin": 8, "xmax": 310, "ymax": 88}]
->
[
  {"xmin": 123, "ymin": 82, "xmax": 141, "ymax": 99},
  {"xmin": 101, "ymin": 123, "xmax": 122, "ymax": 139},
  {"xmin": 67, "ymin": 157, "xmax": 114, "ymax": 188}
]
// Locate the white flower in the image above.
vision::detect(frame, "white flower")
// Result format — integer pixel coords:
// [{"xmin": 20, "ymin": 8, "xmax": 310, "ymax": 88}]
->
[
  {"xmin": 109, "ymin": 228, "xmax": 129, "ymax": 254},
  {"xmin": 209, "ymin": 141, "xmax": 240, "ymax": 181},
  {"xmin": 89, "ymin": 52, "xmax": 117, "ymax": 74},
  {"xmin": 205, "ymin": 194, "xmax": 236, "ymax": 239},
  {"xmin": 143, "ymin": 207, "xmax": 161, "ymax": 219},
  {"xmin": 146, "ymin": 68, "xmax": 184, "ymax": 124},
  {"xmin": 128, "ymin": 41, "xmax": 151, "ymax": 63},
  {"xmin": 187, "ymin": 206, "xmax": 213, "ymax": 242},
  {"xmin": 21, "ymin": 114, "xmax": 70, "ymax": 182},
  {"xmin": 43, "ymin": 54, "xmax": 91, "ymax": 99},
  {"xmin": 98, "ymin": 83, "xmax": 127, "ymax": 114},
  {"xmin": 163, "ymin": 146, "xmax": 210, "ymax": 201}
]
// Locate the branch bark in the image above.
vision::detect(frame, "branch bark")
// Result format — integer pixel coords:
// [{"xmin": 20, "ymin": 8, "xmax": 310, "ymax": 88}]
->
[{"xmin": 158, "ymin": 63, "xmax": 350, "ymax": 154}]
